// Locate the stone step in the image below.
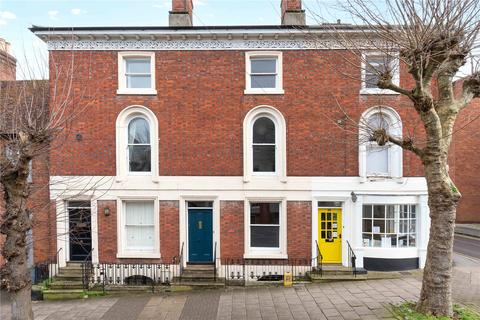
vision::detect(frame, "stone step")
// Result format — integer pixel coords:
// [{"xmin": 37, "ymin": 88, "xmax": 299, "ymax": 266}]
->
[
  {"xmin": 177, "ymin": 274, "xmax": 216, "ymax": 282},
  {"xmin": 49, "ymin": 281, "xmax": 84, "ymax": 290},
  {"xmin": 173, "ymin": 281, "xmax": 225, "ymax": 289},
  {"xmin": 43, "ymin": 289, "xmax": 86, "ymax": 300},
  {"xmin": 66, "ymin": 262, "xmax": 83, "ymax": 268},
  {"xmin": 55, "ymin": 274, "xmax": 84, "ymax": 281},
  {"xmin": 185, "ymin": 264, "xmax": 215, "ymax": 271}
]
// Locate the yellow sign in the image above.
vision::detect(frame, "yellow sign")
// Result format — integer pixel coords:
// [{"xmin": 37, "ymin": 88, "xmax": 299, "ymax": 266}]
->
[{"xmin": 284, "ymin": 272, "xmax": 293, "ymax": 287}]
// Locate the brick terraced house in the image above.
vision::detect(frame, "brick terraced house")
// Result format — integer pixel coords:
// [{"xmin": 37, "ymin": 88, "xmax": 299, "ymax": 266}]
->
[{"xmin": 27, "ymin": 0, "xmax": 444, "ymax": 284}]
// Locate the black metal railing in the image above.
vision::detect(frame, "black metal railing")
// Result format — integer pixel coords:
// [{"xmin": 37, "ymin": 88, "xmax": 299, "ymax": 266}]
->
[
  {"xmin": 33, "ymin": 247, "xmax": 62, "ymax": 285},
  {"xmin": 89, "ymin": 262, "xmax": 175, "ymax": 293},
  {"xmin": 81, "ymin": 248, "xmax": 94, "ymax": 290},
  {"xmin": 315, "ymin": 240, "xmax": 323, "ymax": 277},
  {"xmin": 346, "ymin": 240, "xmax": 357, "ymax": 277},
  {"xmin": 223, "ymin": 258, "xmax": 312, "ymax": 286},
  {"xmin": 213, "ymin": 242, "xmax": 218, "ymax": 282}
]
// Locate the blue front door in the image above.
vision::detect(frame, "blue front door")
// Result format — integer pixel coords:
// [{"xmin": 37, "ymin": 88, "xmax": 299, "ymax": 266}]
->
[{"xmin": 188, "ymin": 209, "xmax": 213, "ymax": 262}]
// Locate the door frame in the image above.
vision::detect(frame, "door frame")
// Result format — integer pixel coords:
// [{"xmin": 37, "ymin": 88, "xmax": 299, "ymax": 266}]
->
[
  {"xmin": 312, "ymin": 196, "xmax": 351, "ymax": 267},
  {"xmin": 179, "ymin": 196, "xmax": 220, "ymax": 267}
]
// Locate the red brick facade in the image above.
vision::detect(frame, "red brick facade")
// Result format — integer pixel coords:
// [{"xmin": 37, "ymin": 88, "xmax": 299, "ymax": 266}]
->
[
  {"xmin": 287, "ymin": 202, "xmax": 312, "ymax": 260},
  {"xmin": 220, "ymin": 201, "xmax": 244, "ymax": 259}
]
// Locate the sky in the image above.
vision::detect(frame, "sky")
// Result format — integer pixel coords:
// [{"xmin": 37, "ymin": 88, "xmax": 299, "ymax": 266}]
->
[{"xmin": 0, "ymin": 0, "xmax": 346, "ymax": 79}]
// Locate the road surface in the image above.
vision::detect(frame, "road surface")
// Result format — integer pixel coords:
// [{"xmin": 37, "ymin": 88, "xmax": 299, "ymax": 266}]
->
[{"xmin": 454, "ymin": 234, "xmax": 480, "ymax": 261}]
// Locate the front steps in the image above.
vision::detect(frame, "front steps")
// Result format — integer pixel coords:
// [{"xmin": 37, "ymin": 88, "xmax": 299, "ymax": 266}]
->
[
  {"xmin": 44, "ymin": 262, "xmax": 88, "ymax": 300},
  {"xmin": 308, "ymin": 264, "xmax": 367, "ymax": 281},
  {"xmin": 174, "ymin": 263, "xmax": 225, "ymax": 288}
]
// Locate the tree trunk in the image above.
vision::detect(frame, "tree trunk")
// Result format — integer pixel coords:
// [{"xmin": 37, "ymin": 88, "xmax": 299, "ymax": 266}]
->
[
  {"xmin": 417, "ymin": 158, "xmax": 458, "ymax": 317},
  {"xmin": 0, "ymin": 159, "xmax": 34, "ymax": 320}
]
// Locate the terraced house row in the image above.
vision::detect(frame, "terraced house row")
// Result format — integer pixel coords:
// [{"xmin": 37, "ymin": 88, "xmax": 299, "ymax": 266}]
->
[{"xmin": 4, "ymin": 0, "xmax": 478, "ymax": 284}]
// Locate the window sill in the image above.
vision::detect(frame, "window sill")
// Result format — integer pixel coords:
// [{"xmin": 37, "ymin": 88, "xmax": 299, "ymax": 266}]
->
[
  {"xmin": 360, "ymin": 88, "xmax": 400, "ymax": 95},
  {"xmin": 117, "ymin": 88, "xmax": 157, "ymax": 95},
  {"xmin": 244, "ymin": 89, "xmax": 285, "ymax": 95},
  {"xmin": 117, "ymin": 252, "xmax": 161, "ymax": 259},
  {"xmin": 244, "ymin": 253, "xmax": 288, "ymax": 259}
]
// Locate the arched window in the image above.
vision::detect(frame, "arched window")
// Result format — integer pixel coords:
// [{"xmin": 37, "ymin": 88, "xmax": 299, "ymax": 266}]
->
[
  {"xmin": 359, "ymin": 107, "xmax": 402, "ymax": 179},
  {"xmin": 128, "ymin": 117, "xmax": 151, "ymax": 172},
  {"xmin": 253, "ymin": 117, "xmax": 276, "ymax": 172},
  {"xmin": 116, "ymin": 105, "xmax": 159, "ymax": 181},
  {"xmin": 243, "ymin": 105, "xmax": 286, "ymax": 182}
]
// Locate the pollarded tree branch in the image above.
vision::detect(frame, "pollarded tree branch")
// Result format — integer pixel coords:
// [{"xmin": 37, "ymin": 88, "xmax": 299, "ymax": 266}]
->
[
  {"xmin": 370, "ymin": 128, "xmax": 425, "ymax": 158},
  {"xmin": 460, "ymin": 71, "xmax": 480, "ymax": 108}
]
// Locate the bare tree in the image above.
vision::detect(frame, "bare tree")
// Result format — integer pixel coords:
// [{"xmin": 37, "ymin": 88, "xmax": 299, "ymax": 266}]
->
[
  {"xmin": 309, "ymin": 0, "xmax": 480, "ymax": 316},
  {"xmin": 0, "ymin": 50, "xmax": 94, "ymax": 319}
]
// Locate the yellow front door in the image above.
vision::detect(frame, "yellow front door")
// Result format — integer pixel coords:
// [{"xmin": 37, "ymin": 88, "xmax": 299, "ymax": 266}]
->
[{"xmin": 318, "ymin": 208, "xmax": 342, "ymax": 263}]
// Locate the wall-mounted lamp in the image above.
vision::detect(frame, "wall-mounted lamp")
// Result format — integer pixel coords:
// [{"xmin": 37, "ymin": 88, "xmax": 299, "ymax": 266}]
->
[
  {"xmin": 350, "ymin": 191, "xmax": 357, "ymax": 203},
  {"xmin": 104, "ymin": 207, "xmax": 110, "ymax": 217}
]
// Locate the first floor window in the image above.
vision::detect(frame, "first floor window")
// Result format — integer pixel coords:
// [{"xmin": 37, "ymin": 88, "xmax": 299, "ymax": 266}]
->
[
  {"xmin": 362, "ymin": 204, "xmax": 416, "ymax": 248},
  {"xmin": 124, "ymin": 201, "xmax": 155, "ymax": 252},
  {"xmin": 250, "ymin": 202, "xmax": 280, "ymax": 248}
]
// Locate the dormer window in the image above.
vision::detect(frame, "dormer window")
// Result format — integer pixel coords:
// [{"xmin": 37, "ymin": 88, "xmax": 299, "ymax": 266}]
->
[
  {"xmin": 245, "ymin": 52, "xmax": 284, "ymax": 94},
  {"xmin": 117, "ymin": 52, "xmax": 157, "ymax": 95}
]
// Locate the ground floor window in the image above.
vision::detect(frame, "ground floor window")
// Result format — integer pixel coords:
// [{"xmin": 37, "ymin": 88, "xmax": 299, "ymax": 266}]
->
[
  {"xmin": 362, "ymin": 204, "xmax": 416, "ymax": 248},
  {"xmin": 124, "ymin": 201, "xmax": 155, "ymax": 252},
  {"xmin": 250, "ymin": 202, "xmax": 280, "ymax": 248}
]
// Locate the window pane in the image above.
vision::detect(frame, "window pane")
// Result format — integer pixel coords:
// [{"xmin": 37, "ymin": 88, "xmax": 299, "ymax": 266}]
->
[
  {"xmin": 362, "ymin": 205, "xmax": 372, "ymax": 218},
  {"xmin": 362, "ymin": 218, "xmax": 372, "ymax": 233},
  {"xmin": 366, "ymin": 144, "xmax": 389, "ymax": 175},
  {"xmin": 253, "ymin": 117, "xmax": 275, "ymax": 143},
  {"xmin": 372, "ymin": 234, "xmax": 382, "ymax": 247},
  {"xmin": 373, "ymin": 219, "xmax": 385, "ymax": 233},
  {"xmin": 126, "ymin": 59, "xmax": 150, "ymax": 73},
  {"xmin": 386, "ymin": 205, "xmax": 395, "ymax": 219},
  {"xmin": 362, "ymin": 233, "xmax": 372, "ymax": 246},
  {"xmin": 399, "ymin": 220, "xmax": 408, "ymax": 233},
  {"xmin": 187, "ymin": 201, "xmax": 213, "ymax": 208},
  {"xmin": 398, "ymin": 234, "xmax": 408, "ymax": 247},
  {"xmin": 250, "ymin": 226, "xmax": 279, "ymax": 247},
  {"xmin": 128, "ymin": 118, "xmax": 150, "ymax": 144},
  {"xmin": 253, "ymin": 145, "xmax": 275, "ymax": 172},
  {"xmin": 126, "ymin": 226, "xmax": 154, "ymax": 250},
  {"xmin": 408, "ymin": 234, "xmax": 416, "ymax": 247},
  {"xmin": 385, "ymin": 219, "xmax": 395, "ymax": 233},
  {"xmin": 127, "ymin": 75, "xmax": 151, "ymax": 89},
  {"xmin": 251, "ymin": 75, "xmax": 276, "ymax": 88},
  {"xmin": 126, "ymin": 202, "xmax": 154, "ymax": 225},
  {"xmin": 365, "ymin": 73, "xmax": 379, "ymax": 88},
  {"xmin": 373, "ymin": 205, "xmax": 385, "ymax": 219},
  {"xmin": 129, "ymin": 145, "xmax": 151, "ymax": 172},
  {"xmin": 250, "ymin": 203, "xmax": 279, "ymax": 224},
  {"xmin": 251, "ymin": 58, "xmax": 276, "ymax": 73}
]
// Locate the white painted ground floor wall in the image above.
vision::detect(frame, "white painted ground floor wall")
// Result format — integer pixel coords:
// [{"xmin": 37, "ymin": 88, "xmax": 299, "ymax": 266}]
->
[{"xmin": 51, "ymin": 176, "xmax": 430, "ymax": 269}]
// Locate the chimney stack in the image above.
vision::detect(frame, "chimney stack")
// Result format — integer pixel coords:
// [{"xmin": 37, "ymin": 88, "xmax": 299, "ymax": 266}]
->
[
  {"xmin": 281, "ymin": 0, "xmax": 306, "ymax": 26},
  {"xmin": 169, "ymin": 0, "xmax": 193, "ymax": 27}
]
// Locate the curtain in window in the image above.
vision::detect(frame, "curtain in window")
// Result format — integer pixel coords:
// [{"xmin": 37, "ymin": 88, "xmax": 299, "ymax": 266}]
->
[
  {"xmin": 128, "ymin": 117, "xmax": 151, "ymax": 172},
  {"xmin": 125, "ymin": 201, "xmax": 155, "ymax": 251}
]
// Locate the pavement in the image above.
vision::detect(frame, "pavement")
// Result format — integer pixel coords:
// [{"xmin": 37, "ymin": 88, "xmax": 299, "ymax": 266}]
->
[
  {"xmin": 1, "ymin": 261, "xmax": 479, "ymax": 320},
  {"xmin": 454, "ymin": 234, "xmax": 480, "ymax": 260}
]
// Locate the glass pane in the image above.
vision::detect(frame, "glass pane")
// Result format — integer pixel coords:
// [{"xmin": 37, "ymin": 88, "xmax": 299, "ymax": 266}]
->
[
  {"xmin": 385, "ymin": 219, "xmax": 395, "ymax": 233},
  {"xmin": 126, "ymin": 226, "xmax": 154, "ymax": 250},
  {"xmin": 251, "ymin": 75, "xmax": 276, "ymax": 88},
  {"xmin": 409, "ymin": 220, "xmax": 416, "ymax": 233},
  {"xmin": 362, "ymin": 219, "xmax": 372, "ymax": 233},
  {"xmin": 126, "ymin": 59, "xmax": 150, "ymax": 73},
  {"xmin": 399, "ymin": 220, "xmax": 408, "ymax": 233},
  {"xmin": 187, "ymin": 201, "xmax": 213, "ymax": 208},
  {"xmin": 386, "ymin": 205, "xmax": 395, "ymax": 219},
  {"xmin": 129, "ymin": 145, "xmax": 151, "ymax": 172},
  {"xmin": 410, "ymin": 205, "xmax": 416, "ymax": 219},
  {"xmin": 365, "ymin": 73, "xmax": 379, "ymax": 88},
  {"xmin": 367, "ymin": 113, "xmax": 391, "ymax": 132},
  {"xmin": 321, "ymin": 212, "xmax": 326, "ymax": 220},
  {"xmin": 327, "ymin": 212, "xmax": 332, "ymax": 220},
  {"xmin": 373, "ymin": 219, "xmax": 385, "ymax": 233},
  {"xmin": 127, "ymin": 75, "xmax": 151, "ymax": 89},
  {"xmin": 400, "ymin": 205, "xmax": 408, "ymax": 218},
  {"xmin": 250, "ymin": 226, "xmax": 279, "ymax": 248},
  {"xmin": 362, "ymin": 233, "xmax": 372, "ymax": 246},
  {"xmin": 251, "ymin": 58, "xmax": 276, "ymax": 73},
  {"xmin": 373, "ymin": 205, "xmax": 385, "ymax": 219},
  {"xmin": 362, "ymin": 205, "xmax": 372, "ymax": 218},
  {"xmin": 398, "ymin": 234, "xmax": 408, "ymax": 247},
  {"xmin": 318, "ymin": 201, "xmax": 342, "ymax": 208},
  {"xmin": 366, "ymin": 144, "xmax": 389, "ymax": 175},
  {"xmin": 128, "ymin": 118, "xmax": 150, "ymax": 144},
  {"xmin": 372, "ymin": 234, "xmax": 382, "ymax": 247},
  {"xmin": 68, "ymin": 201, "xmax": 91, "ymax": 208},
  {"xmin": 253, "ymin": 117, "xmax": 275, "ymax": 143},
  {"xmin": 408, "ymin": 234, "xmax": 416, "ymax": 247},
  {"xmin": 321, "ymin": 222, "xmax": 326, "ymax": 230},
  {"xmin": 327, "ymin": 222, "xmax": 332, "ymax": 229},
  {"xmin": 253, "ymin": 145, "xmax": 275, "ymax": 172},
  {"xmin": 250, "ymin": 203, "xmax": 279, "ymax": 224},
  {"xmin": 321, "ymin": 231, "xmax": 326, "ymax": 239},
  {"xmin": 125, "ymin": 201, "xmax": 154, "ymax": 225},
  {"xmin": 381, "ymin": 235, "xmax": 395, "ymax": 248}
]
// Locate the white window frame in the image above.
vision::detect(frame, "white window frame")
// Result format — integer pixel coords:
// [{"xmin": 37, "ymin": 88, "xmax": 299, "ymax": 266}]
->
[
  {"xmin": 359, "ymin": 106, "xmax": 403, "ymax": 180},
  {"xmin": 360, "ymin": 51, "xmax": 400, "ymax": 95},
  {"xmin": 126, "ymin": 116, "xmax": 152, "ymax": 175},
  {"xmin": 243, "ymin": 105, "xmax": 287, "ymax": 182},
  {"xmin": 117, "ymin": 52, "xmax": 157, "ymax": 95},
  {"xmin": 116, "ymin": 105, "xmax": 159, "ymax": 182},
  {"xmin": 361, "ymin": 204, "xmax": 417, "ymax": 248},
  {"xmin": 116, "ymin": 197, "xmax": 160, "ymax": 259},
  {"xmin": 244, "ymin": 198, "xmax": 287, "ymax": 259},
  {"xmin": 245, "ymin": 52, "xmax": 284, "ymax": 95}
]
